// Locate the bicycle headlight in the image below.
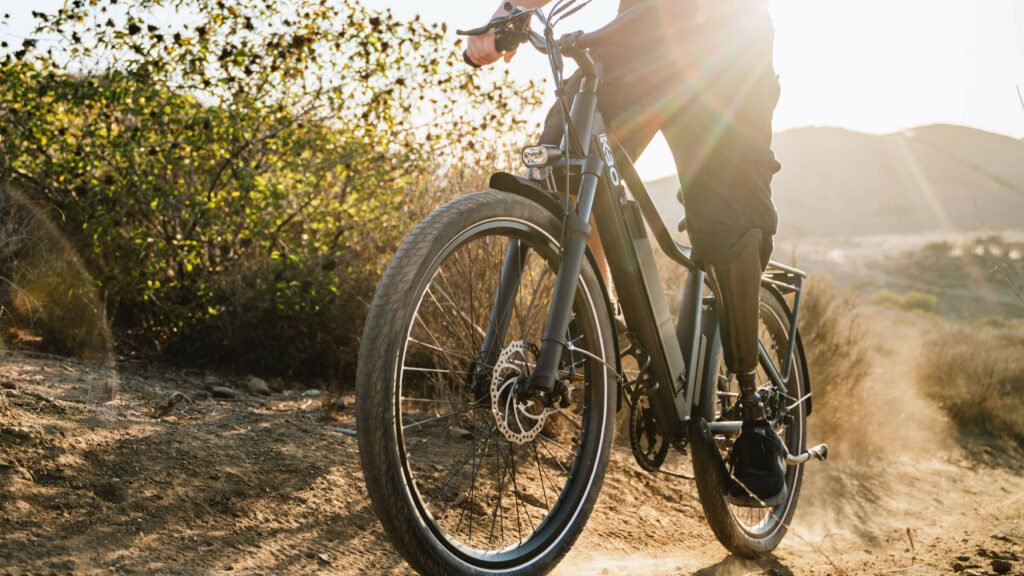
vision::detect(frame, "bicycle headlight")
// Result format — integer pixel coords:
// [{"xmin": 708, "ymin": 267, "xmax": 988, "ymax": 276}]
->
[
  {"xmin": 521, "ymin": 146, "xmax": 549, "ymax": 167},
  {"xmin": 521, "ymin": 145, "xmax": 561, "ymax": 168}
]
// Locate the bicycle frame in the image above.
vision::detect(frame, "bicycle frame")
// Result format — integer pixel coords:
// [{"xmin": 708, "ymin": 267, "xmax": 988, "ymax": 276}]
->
[{"xmin": 480, "ymin": 31, "xmax": 810, "ymax": 445}]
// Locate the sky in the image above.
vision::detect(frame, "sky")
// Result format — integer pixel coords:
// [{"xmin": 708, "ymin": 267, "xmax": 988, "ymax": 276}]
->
[{"xmin": 5, "ymin": 0, "xmax": 1024, "ymax": 179}]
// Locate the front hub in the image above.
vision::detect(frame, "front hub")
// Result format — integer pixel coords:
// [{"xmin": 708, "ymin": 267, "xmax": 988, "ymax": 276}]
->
[{"xmin": 491, "ymin": 341, "xmax": 559, "ymax": 444}]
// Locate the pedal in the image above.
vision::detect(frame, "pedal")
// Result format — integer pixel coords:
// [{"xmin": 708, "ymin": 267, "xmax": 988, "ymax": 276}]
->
[{"xmin": 783, "ymin": 443, "xmax": 829, "ymax": 466}]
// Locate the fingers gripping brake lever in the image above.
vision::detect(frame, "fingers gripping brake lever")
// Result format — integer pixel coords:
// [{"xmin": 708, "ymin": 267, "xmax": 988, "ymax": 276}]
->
[{"xmin": 457, "ymin": 3, "xmax": 535, "ymax": 68}]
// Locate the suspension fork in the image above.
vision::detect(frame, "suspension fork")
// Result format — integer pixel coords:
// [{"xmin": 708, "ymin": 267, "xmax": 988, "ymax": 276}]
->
[{"xmin": 525, "ymin": 154, "xmax": 603, "ymax": 398}]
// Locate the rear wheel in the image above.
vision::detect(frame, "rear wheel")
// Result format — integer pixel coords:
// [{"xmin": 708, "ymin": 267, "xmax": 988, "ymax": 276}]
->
[
  {"xmin": 691, "ymin": 286, "xmax": 807, "ymax": 557},
  {"xmin": 357, "ymin": 191, "xmax": 616, "ymax": 575}
]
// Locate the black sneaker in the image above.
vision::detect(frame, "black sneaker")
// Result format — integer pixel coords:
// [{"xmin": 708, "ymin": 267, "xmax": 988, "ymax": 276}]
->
[{"xmin": 727, "ymin": 420, "xmax": 787, "ymax": 508}]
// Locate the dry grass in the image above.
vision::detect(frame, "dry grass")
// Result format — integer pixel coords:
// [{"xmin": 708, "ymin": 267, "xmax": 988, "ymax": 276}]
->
[
  {"xmin": 920, "ymin": 321, "xmax": 1024, "ymax": 442},
  {"xmin": 797, "ymin": 274, "xmax": 871, "ymax": 410}
]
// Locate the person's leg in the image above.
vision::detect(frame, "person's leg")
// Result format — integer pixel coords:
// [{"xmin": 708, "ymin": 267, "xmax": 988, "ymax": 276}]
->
[{"xmin": 659, "ymin": 11, "xmax": 785, "ymax": 503}]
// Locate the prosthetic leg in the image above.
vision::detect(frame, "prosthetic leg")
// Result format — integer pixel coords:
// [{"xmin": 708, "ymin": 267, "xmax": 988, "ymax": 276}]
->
[{"xmin": 705, "ymin": 237, "xmax": 787, "ymax": 507}]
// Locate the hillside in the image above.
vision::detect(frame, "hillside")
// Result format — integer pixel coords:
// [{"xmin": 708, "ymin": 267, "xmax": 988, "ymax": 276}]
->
[{"xmin": 644, "ymin": 124, "xmax": 1024, "ymax": 240}]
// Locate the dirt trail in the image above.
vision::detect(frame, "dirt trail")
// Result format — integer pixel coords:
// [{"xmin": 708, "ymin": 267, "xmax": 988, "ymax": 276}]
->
[{"xmin": 1, "ymin": 308, "xmax": 1022, "ymax": 575}]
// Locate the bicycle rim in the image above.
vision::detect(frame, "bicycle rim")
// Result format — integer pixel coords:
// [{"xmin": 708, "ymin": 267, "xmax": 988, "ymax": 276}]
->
[{"xmin": 394, "ymin": 217, "xmax": 610, "ymax": 569}]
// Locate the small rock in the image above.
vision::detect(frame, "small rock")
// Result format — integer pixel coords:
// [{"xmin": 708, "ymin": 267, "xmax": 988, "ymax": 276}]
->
[
  {"xmin": 203, "ymin": 374, "xmax": 223, "ymax": 386},
  {"xmin": 303, "ymin": 389, "xmax": 322, "ymax": 398},
  {"xmin": 211, "ymin": 386, "xmax": 237, "ymax": 399},
  {"xmin": 451, "ymin": 492, "xmax": 468, "ymax": 507},
  {"xmin": 246, "ymin": 376, "xmax": 270, "ymax": 396},
  {"xmin": 269, "ymin": 377, "xmax": 285, "ymax": 392},
  {"xmin": 0, "ymin": 464, "xmax": 33, "ymax": 483},
  {"xmin": 316, "ymin": 553, "xmax": 332, "ymax": 564},
  {"xmin": 451, "ymin": 427, "xmax": 474, "ymax": 440},
  {"xmin": 0, "ymin": 426, "xmax": 40, "ymax": 447},
  {"xmin": 957, "ymin": 556, "xmax": 972, "ymax": 562},
  {"xmin": 991, "ymin": 559, "xmax": 1012, "ymax": 574},
  {"xmin": 952, "ymin": 562, "xmax": 966, "ymax": 572},
  {"xmin": 0, "ymin": 379, "xmax": 16, "ymax": 390}
]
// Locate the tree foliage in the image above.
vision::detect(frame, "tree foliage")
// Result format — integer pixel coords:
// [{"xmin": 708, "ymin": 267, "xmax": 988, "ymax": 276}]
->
[{"xmin": 0, "ymin": 0, "xmax": 542, "ymax": 379}]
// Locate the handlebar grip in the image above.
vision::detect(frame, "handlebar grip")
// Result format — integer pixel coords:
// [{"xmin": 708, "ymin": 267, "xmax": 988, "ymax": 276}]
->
[
  {"xmin": 463, "ymin": 50, "xmax": 482, "ymax": 69},
  {"xmin": 494, "ymin": 32, "xmax": 520, "ymax": 54}
]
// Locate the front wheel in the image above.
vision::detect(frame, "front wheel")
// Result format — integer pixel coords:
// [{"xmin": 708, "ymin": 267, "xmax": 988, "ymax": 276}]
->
[
  {"xmin": 356, "ymin": 191, "xmax": 616, "ymax": 575},
  {"xmin": 691, "ymin": 286, "xmax": 808, "ymax": 557}
]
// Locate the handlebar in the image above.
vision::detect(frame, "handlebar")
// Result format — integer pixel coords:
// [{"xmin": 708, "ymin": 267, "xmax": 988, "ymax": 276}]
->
[
  {"xmin": 457, "ymin": 3, "xmax": 536, "ymax": 68},
  {"xmin": 458, "ymin": 0, "xmax": 667, "ymax": 68}
]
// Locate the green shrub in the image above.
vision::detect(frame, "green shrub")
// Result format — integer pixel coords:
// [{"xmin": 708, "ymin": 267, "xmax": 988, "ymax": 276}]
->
[
  {"xmin": 900, "ymin": 290, "xmax": 938, "ymax": 313},
  {"xmin": 868, "ymin": 290, "xmax": 903, "ymax": 309},
  {"xmin": 869, "ymin": 289, "xmax": 938, "ymax": 314},
  {"xmin": 0, "ymin": 1, "xmax": 541, "ymax": 382}
]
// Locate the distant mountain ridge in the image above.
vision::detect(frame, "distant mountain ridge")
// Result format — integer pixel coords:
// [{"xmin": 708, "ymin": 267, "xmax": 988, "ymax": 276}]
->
[{"xmin": 644, "ymin": 124, "xmax": 1024, "ymax": 240}]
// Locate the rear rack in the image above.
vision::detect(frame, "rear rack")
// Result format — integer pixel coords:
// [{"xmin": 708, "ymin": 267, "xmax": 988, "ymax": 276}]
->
[{"xmin": 761, "ymin": 260, "xmax": 806, "ymax": 383}]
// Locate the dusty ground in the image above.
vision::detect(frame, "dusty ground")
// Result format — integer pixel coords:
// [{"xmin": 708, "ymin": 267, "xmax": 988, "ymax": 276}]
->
[{"xmin": 1, "ymin": 308, "xmax": 1022, "ymax": 575}]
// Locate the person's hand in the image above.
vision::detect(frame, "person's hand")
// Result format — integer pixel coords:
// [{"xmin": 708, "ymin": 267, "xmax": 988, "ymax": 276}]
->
[{"xmin": 466, "ymin": 29, "xmax": 518, "ymax": 67}]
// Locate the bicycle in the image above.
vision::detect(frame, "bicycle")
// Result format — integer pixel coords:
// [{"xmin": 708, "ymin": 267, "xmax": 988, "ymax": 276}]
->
[{"xmin": 356, "ymin": 3, "xmax": 828, "ymax": 574}]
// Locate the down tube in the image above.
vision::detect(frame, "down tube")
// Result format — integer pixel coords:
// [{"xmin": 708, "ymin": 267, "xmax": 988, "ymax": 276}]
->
[{"xmin": 592, "ymin": 177, "xmax": 690, "ymax": 440}]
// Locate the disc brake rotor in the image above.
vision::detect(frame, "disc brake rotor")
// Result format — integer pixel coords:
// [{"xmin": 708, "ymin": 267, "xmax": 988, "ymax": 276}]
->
[{"xmin": 490, "ymin": 340, "xmax": 558, "ymax": 445}]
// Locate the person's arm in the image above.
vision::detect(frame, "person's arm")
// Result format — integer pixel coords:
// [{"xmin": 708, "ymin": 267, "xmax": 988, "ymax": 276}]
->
[{"xmin": 466, "ymin": 0, "xmax": 551, "ymax": 66}]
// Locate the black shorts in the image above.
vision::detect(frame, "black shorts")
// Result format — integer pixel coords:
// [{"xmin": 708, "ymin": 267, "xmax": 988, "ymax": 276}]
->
[{"xmin": 539, "ymin": 4, "xmax": 781, "ymax": 268}]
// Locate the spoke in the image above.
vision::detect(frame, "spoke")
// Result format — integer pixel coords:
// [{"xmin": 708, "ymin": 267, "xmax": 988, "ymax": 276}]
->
[
  {"xmin": 425, "ymin": 283, "xmax": 481, "ymax": 355},
  {"xmin": 410, "ymin": 315, "xmax": 471, "ymax": 376},
  {"xmin": 402, "ymin": 366, "xmax": 476, "ymax": 376},
  {"xmin": 436, "ymin": 408, "xmax": 484, "ymax": 522},
  {"xmin": 402, "ymin": 396, "xmax": 475, "ymax": 406},
  {"xmin": 506, "ymin": 443, "xmax": 537, "ymax": 541},
  {"xmin": 457, "ymin": 424, "xmax": 495, "ymax": 548},
  {"xmin": 493, "ymin": 440, "xmax": 524, "ymax": 545},
  {"xmin": 403, "ymin": 405, "xmax": 480, "ymax": 432},
  {"xmin": 487, "ymin": 436, "xmax": 509, "ymax": 551},
  {"xmin": 555, "ymin": 408, "xmax": 582, "ymax": 429},
  {"xmin": 537, "ymin": 433, "xmax": 576, "ymax": 457},
  {"xmin": 511, "ymin": 247, "xmax": 534, "ymax": 342},
  {"xmin": 522, "ymin": 265, "xmax": 556, "ymax": 339},
  {"xmin": 431, "ymin": 276, "xmax": 487, "ymax": 341},
  {"xmin": 531, "ymin": 442, "xmax": 550, "ymax": 510},
  {"xmin": 448, "ymin": 240, "xmax": 518, "ymax": 353},
  {"xmin": 537, "ymin": 434, "xmax": 570, "ymax": 476},
  {"xmin": 442, "ymin": 248, "xmax": 490, "ymax": 353},
  {"xmin": 408, "ymin": 337, "xmax": 481, "ymax": 367}
]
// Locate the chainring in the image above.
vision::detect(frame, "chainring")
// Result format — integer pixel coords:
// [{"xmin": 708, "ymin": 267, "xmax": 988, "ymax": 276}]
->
[{"xmin": 629, "ymin": 393, "xmax": 669, "ymax": 471}]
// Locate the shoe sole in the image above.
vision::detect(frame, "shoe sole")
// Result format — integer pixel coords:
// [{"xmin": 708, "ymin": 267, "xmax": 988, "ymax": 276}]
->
[{"xmin": 725, "ymin": 483, "xmax": 787, "ymax": 508}]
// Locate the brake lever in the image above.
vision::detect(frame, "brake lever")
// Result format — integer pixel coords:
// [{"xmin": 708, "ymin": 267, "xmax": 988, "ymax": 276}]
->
[
  {"xmin": 455, "ymin": 22, "xmax": 493, "ymax": 37},
  {"xmin": 457, "ymin": 6, "xmax": 536, "ymax": 68}
]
